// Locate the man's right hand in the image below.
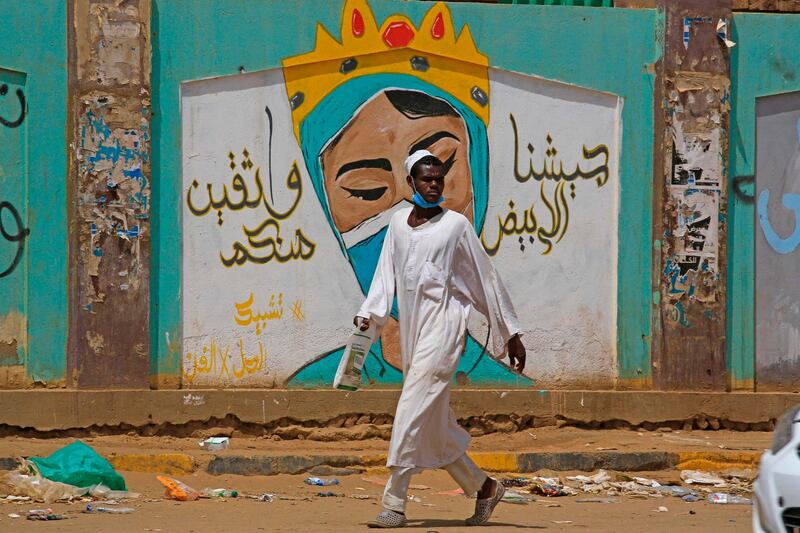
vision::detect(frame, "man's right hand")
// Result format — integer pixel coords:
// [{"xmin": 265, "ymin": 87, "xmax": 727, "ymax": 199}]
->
[{"xmin": 354, "ymin": 316, "xmax": 371, "ymax": 331}]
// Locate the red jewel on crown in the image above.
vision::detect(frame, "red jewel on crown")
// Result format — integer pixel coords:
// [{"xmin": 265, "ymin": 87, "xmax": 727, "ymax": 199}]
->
[
  {"xmin": 431, "ymin": 13, "xmax": 444, "ymax": 39},
  {"xmin": 382, "ymin": 21, "xmax": 415, "ymax": 48},
  {"xmin": 352, "ymin": 8, "xmax": 365, "ymax": 37}
]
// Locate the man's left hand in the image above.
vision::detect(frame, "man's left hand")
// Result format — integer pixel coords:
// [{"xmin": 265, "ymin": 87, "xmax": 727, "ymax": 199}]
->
[{"xmin": 507, "ymin": 334, "xmax": 526, "ymax": 373}]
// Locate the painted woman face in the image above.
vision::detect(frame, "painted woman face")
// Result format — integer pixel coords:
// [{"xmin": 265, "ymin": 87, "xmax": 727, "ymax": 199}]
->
[{"xmin": 320, "ymin": 91, "xmax": 474, "ymax": 234}]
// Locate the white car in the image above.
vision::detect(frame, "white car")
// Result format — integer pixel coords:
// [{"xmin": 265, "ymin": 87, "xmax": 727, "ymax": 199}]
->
[{"xmin": 754, "ymin": 404, "xmax": 800, "ymax": 533}]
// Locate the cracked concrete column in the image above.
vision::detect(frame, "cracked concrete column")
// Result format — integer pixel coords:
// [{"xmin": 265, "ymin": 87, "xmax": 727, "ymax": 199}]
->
[
  {"xmin": 652, "ymin": 0, "xmax": 732, "ymax": 390},
  {"xmin": 67, "ymin": 0, "xmax": 151, "ymax": 388}
]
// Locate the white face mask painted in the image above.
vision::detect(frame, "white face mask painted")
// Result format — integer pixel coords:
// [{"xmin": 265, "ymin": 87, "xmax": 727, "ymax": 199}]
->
[{"xmin": 340, "ymin": 199, "xmax": 414, "ymax": 249}]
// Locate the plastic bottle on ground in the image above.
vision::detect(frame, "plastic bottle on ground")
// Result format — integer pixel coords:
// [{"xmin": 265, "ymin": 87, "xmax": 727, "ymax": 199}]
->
[
  {"xmin": 304, "ymin": 477, "xmax": 340, "ymax": 486},
  {"xmin": 85, "ymin": 504, "xmax": 135, "ymax": 514},
  {"xmin": 201, "ymin": 488, "xmax": 238, "ymax": 498},
  {"xmin": 706, "ymin": 493, "xmax": 752, "ymax": 505}
]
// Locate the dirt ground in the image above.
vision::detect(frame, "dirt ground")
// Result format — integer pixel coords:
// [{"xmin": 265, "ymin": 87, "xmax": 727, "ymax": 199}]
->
[
  {"xmin": 0, "ymin": 469, "xmax": 752, "ymax": 532},
  {"xmin": 0, "ymin": 426, "xmax": 773, "ymax": 460}
]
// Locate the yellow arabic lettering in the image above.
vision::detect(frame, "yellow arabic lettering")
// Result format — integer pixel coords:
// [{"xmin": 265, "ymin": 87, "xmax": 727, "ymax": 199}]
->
[
  {"xmin": 234, "ymin": 292, "xmax": 287, "ymax": 334},
  {"xmin": 183, "ymin": 338, "xmax": 267, "ymax": 384},
  {"xmin": 234, "ymin": 292, "xmax": 255, "ymax": 326},
  {"xmin": 183, "ymin": 352, "xmax": 197, "ymax": 386}
]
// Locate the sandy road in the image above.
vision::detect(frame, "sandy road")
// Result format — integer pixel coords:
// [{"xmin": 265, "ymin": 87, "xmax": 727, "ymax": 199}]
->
[{"xmin": 2, "ymin": 469, "xmax": 751, "ymax": 532}]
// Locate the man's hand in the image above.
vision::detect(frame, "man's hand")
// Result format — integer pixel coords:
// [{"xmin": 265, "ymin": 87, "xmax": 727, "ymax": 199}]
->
[
  {"xmin": 353, "ymin": 316, "xmax": 371, "ymax": 331},
  {"xmin": 507, "ymin": 334, "xmax": 526, "ymax": 373}
]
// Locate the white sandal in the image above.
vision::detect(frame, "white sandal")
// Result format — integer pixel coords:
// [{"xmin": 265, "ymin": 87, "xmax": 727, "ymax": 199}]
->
[
  {"xmin": 466, "ymin": 480, "xmax": 505, "ymax": 526},
  {"xmin": 368, "ymin": 509, "xmax": 407, "ymax": 528}
]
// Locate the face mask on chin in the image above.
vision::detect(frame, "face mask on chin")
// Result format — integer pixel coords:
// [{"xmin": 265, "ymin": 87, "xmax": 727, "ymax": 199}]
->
[
  {"xmin": 410, "ymin": 179, "xmax": 444, "ymax": 208},
  {"xmin": 412, "ymin": 191, "xmax": 444, "ymax": 208}
]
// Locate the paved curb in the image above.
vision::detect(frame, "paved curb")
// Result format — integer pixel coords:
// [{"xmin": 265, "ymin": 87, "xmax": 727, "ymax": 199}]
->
[
  {"xmin": 107, "ymin": 453, "xmax": 197, "ymax": 475},
  {"xmin": 675, "ymin": 451, "xmax": 762, "ymax": 471},
  {"xmin": 0, "ymin": 450, "xmax": 762, "ymax": 476},
  {"xmin": 206, "ymin": 455, "xmax": 364, "ymax": 476}
]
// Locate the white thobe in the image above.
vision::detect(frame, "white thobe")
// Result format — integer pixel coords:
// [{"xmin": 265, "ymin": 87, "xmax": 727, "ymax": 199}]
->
[{"xmin": 357, "ymin": 208, "xmax": 521, "ymax": 469}]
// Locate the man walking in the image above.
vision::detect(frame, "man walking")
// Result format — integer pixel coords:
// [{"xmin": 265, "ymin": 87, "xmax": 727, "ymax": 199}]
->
[{"xmin": 355, "ymin": 150, "xmax": 526, "ymax": 528}]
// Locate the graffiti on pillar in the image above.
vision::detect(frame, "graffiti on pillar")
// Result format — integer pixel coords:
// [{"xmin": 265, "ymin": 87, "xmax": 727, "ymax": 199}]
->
[
  {"xmin": 0, "ymin": 201, "xmax": 29, "ymax": 278},
  {"xmin": 181, "ymin": 0, "xmax": 622, "ymax": 389},
  {"xmin": 0, "ymin": 84, "xmax": 25, "ymax": 129}
]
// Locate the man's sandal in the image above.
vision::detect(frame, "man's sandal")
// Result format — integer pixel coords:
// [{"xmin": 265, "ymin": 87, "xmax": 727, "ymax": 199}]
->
[
  {"xmin": 367, "ymin": 509, "xmax": 408, "ymax": 528},
  {"xmin": 466, "ymin": 480, "xmax": 505, "ymax": 526}
]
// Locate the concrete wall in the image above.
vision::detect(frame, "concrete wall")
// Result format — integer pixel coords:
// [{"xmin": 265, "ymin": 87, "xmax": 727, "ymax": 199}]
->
[{"xmin": 1, "ymin": 1, "xmax": 797, "ymax": 392}]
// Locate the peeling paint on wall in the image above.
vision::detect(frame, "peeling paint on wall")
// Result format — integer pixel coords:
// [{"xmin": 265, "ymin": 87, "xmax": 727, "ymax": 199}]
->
[
  {"xmin": 0, "ymin": 311, "xmax": 26, "ymax": 365},
  {"xmin": 69, "ymin": 0, "xmax": 151, "ymax": 388},
  {"xmin": 77, "ymin": 94, "xmax": 150, "ymax": 304}
]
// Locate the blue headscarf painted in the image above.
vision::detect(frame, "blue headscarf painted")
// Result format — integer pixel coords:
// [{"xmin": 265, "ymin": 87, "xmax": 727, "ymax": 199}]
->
[{"xmin": 298, "ymin": 73, "xmax": 489, "ymax": 296}]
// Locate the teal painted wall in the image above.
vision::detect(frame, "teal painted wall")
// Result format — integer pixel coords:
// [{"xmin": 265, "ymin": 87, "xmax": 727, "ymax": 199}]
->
[
  {"xmin": 728, "ymin": 13, "xmax": 800, "ymax": 388},
  {"xmin": 0, "ymin": 2, "xmax": 790, "ymax": 390},
  {"xmin": 0, "ymin": 1, "xmax": 68, "ymax": 383},
  {"xmin": 152, "ymin": 0, "xmax": 658, "ymax": 386}
]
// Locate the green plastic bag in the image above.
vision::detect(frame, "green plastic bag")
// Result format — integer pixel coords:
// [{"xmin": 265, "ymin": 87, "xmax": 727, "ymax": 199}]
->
[{"xmin": 29, "ymin": 441, "xmax": 126, "ymax": 490}]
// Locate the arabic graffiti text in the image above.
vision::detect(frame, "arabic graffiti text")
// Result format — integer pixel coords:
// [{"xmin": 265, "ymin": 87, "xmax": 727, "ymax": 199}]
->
[{"xmin": 0, "ymin": 201, "xmax": 30, "ymax": 278}]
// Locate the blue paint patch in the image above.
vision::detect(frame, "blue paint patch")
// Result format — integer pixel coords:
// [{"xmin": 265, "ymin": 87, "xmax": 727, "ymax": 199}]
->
[
  {"xmin": 758, "ymin": 189, "xmax": 800, "ymax": 255},
  {"xmin": 93, "ymin": 248, "xmax": 103, "ymax": 257},
  {"xmin": 674, "ymin": 301, "xmax": 691, "ymax": 328},
  {"xmin": 132, "ymin": 191, "xmax": 149, "ymax": 212},
  {"xmin": 116, "ymin": 225, "xmax": 140, "ymax": 239}
]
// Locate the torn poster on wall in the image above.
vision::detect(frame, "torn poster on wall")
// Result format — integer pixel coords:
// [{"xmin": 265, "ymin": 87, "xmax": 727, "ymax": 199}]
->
[{"xmin": 663, "ymin": 72, "xmax": 727, "ymax": 305}]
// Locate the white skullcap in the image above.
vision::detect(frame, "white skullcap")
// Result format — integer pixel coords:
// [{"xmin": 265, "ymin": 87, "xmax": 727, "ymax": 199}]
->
[{"xmin": 404, "ymin": 150, "xmax": 435, "ymax": 177}]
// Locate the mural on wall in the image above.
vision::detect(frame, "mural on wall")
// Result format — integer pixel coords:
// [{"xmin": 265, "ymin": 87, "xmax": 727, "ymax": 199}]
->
[
  {"xmin": 755, "ymin": 91, "xmax": 800, "ymax": 390},
  {"xmin": 182, "ymin": 0, "xmax": 621, "ymax": 388}
]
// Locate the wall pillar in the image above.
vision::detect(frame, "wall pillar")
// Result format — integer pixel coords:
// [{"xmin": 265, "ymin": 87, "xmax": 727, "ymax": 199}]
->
[
  {"xmin": 653, "ymin": 0, "xmax": 732, "ymax": 390},
  {"xmin": 67, "ymin": 0, "xmax": 152, "ymax": 388}
]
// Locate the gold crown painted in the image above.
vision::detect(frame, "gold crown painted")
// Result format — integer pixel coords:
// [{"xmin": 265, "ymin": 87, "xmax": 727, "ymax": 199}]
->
[{"xmin": 282, "ymin": 0, "xmax": 490, "ymax": 141}]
